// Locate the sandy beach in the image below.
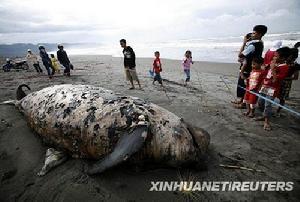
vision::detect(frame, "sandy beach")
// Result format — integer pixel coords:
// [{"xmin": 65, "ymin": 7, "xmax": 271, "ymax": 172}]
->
[{"xmin": 0, "ymin": 55, "xmax": 299, "ymax": 201}]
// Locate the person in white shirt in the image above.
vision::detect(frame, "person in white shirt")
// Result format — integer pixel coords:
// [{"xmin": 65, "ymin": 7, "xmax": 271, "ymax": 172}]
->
[{"xmin": 26, "ymin": 49, "xmax": 43, "ymax": 73}]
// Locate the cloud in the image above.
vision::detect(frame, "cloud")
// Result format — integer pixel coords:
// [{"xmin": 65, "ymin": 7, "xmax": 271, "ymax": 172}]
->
[{"xmin": 0, "ymin": 0, "xmax": 299, "ymax": 44}]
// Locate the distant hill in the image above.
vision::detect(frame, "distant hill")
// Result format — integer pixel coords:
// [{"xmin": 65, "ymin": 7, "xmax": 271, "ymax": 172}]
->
[{"xmin": 0, "ymin": 43, "xmax": 77, "ymax": 57}]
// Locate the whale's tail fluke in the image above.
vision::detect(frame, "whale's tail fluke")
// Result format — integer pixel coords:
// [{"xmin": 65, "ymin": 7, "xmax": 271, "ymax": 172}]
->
[{"xmin": 17, "ymin": 84, "xmax": 31, "ymax": 100}]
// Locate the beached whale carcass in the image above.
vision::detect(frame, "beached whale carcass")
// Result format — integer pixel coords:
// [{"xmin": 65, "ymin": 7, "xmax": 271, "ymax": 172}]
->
[{"xmin": 10, "ymin": 84, "xmax": 210, "ymax": 175}]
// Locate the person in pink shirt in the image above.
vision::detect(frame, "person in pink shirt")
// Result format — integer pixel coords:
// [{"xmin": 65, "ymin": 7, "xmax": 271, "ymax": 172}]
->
[{"xmin": 182, "ymin": 50, "xmax": 193, "ymax": 86}]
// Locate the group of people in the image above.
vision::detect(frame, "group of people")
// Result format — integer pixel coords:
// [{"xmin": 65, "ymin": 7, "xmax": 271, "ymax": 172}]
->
[
  {"xmin": 231, "ymin": 25, "xmax": 300, "ymax": 131},
  {"xmin": 2, "ymin": 26, "xmax": 299, "ymax": 132},
  {"xmin": 119, "ymin": 39, "xmax": 194, "ymax": 89},
  {"xmin": 119, "ymin": 25, "xmax": 299, "ymax": 131},
  {"xmin": 25, "ymin": 44, "xmax": 73, "ymax": 78}
]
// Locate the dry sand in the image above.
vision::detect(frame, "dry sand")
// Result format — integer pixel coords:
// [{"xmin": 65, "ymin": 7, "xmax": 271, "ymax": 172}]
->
[{"xmin": 0, "ymin": 55, "xmax": 299, "ymax": 201}]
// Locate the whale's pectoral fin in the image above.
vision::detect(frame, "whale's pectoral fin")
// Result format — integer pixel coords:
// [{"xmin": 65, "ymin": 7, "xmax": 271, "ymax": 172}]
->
[
  {"xmin": 187, "ymin": 125, "xmax": 210, "ymax": 155},
  {"xmin": 87, "ymin": 124, "xmax": 148, "ymax": 175},
  {"xmin": 0, "ymin": 100, "xmax": 17, "ymax": 105},
  {"xmin": 37, "ymin": 148, "xmax": 67, "ymax": 176}
]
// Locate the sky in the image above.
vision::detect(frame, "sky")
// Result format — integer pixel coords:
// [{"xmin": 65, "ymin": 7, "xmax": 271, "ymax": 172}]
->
[{"xmin": 0, "ymin": 0, "xmax": 299, "ymax": 44}]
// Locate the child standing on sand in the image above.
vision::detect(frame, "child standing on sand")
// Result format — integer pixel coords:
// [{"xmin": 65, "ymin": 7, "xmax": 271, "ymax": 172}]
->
[
  {"xmin": 50, "ymin": 54, "xmax": 60, "ymax": 73},
  {"xmin": 256, "ymin": 47, "xmax": 290, "ymax": 131},
  {"xmin": 243, "ymin": 57, "xmax": 265, "ymax": 118},
  {"xmin": 152, "ymin": 51, "xmax": 163, "ymax": 86},
  {"xmin": 182, "ymin": 50, "xmax": 193, "ymax": 85}
]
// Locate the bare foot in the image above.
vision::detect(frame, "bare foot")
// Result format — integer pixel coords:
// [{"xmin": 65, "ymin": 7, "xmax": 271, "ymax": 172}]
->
[
  {"xmin": 234, "ymin": 103, "xmax": 246, "ymax": 109},
  {"xmin": 231, "ymin": 100, "xmax": 242, "ymax": 104},
  {"xmin": 248, "ymin": 113, "xmax": 255, "ymax": 118},
  {"xmin": 243, "ymin": 111, "xmax": 250, "ymax": 116},
  {"xmin": 263, "ymin": 123, "xmax": 272, "ymax": 131},
  {"xmin": 254, "ymin": 116, "xmax": 264, "ymax": 121}
]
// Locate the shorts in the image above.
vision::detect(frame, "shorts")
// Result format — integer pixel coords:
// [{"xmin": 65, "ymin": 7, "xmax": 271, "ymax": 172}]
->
[
  {"xmin": 154, "ymin": 73, "xmax": 162, "ymax": 84},
  {"xmin": 243, "ymin": 89, "xmax": 258, "ymax": 108},
  {"xmin": 125, "ymin": 67, "xmax": 139, "ymax": 81},
  {"xmin": 184, "ymin": 69, "xmax": 190, "ymax": 82},
  {"xmin": 279, "ymin": 78, "xmax": 292, "ymax": 100},
  {"xmin": 258, "ymin": 93, "xmax": 274, "ymax": 118}
]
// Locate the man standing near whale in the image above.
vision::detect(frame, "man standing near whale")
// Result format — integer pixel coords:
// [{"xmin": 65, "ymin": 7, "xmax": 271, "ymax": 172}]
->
[
  {"xmin": 120, "ymin": 39, "xmax": 142, "ymax": 90},
  {"xmin": 57, "ymin": 44, "xmax": 71, "ymax": 77}
]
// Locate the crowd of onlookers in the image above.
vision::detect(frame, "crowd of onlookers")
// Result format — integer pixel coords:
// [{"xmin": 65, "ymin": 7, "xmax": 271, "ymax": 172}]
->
[
  {"xmin": 2, "ymin": 44, "xmax": 73, "ymax": 78},
  {"xmin": 230, "ymin": 25, "xmax": 299, "ymax": 131}
]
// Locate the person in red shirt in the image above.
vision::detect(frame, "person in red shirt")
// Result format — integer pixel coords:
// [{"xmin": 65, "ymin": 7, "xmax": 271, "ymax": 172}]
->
[
  {"xmin": 263, "ymin": 40, "xmax": 282, "ymax": 66},
  {"xmin": 152, "ymin": 51, "xmax": 163, "ymax": 86},
  {"xmin": 243, "ymin": 57, "xmax": 265, "ymax": 118},
  {"xmin": 256, "ymin": 47, "xmax": 290, "ymax": 131},
  {"xmin": 276, "ymin": 47, "xmax": 300, "ymax": 116}
]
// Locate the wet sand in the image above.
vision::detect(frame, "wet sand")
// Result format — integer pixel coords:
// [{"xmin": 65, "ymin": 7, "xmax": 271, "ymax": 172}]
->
[{"xmin": 0, "ymin": 55, "xmax": 299, "ymax": 201}]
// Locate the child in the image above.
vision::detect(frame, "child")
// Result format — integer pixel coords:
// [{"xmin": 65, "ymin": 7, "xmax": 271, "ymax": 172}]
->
[
  {"xmin": 256, "ymin": 47, "xmax": 290, "ymax": 131},
  {"xmin": 263, "ymin": 40, "xmax": 282, "ymax": 66},
  {"xmin": 152, "ymin": 51, "xmax": 163, "ymax": 86},
  {"xmin": 50, "ymin": 54, "xmax": 60, "ymax": 73},
  {"xmin": 182, "ymin": 50, "xmax": 193, "ymax": 85},
  {"xmin": 243, "ymin": 57, "xmax": 265, "ymax": 118},
  {"xmin": 276, "ymin": 47, "xmax": 300, "ymax": 115}
]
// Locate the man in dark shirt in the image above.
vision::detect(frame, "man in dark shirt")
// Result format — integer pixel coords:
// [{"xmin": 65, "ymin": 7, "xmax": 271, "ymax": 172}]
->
[
  {"xmin": 57, "ymin": 44, "xmax": 71, "ymax": 76},
  {"xmin": 39, "ymin": 45, "xmax": 54, "ymax": 79},
  {"xmin": 232, "ymin": 25, "xmax": 268, "ymax": 108},
  {"xmin": 120, "ymin": 39, "xmax": 141, "ymax": 89}
]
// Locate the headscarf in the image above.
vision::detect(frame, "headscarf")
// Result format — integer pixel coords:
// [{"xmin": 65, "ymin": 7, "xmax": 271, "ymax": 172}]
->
[{"xmin": 270, "ymin": 40, "xmax": 282, "ymax": 51}]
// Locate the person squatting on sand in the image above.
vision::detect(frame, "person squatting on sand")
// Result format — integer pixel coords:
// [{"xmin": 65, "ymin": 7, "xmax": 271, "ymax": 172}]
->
[
  {"xmin": 232, "ymin": 25, "xmax": 268, "ymax": 107},
  {"xmin": 26, "ymin": 49, "xmax": 43, "ymax": 73},
  {"xmin": 57, "ymin": 44, "xmax": 71, "ymax": 76},
  {"xmin": 50, "ymin": 54, "xmax": 61, "ymax": 74},
  {"xmin": 256, "ymin": 47, "xmax": 290, "ymax": 131},
  {"xmin": 120, "ymin": 39, "xmax": 142, "ymax": 90},
  {"xmin": 2, "ymin": 58, "xmax": 13, "ymax": 72},
  {"xmin": 243, "ymin": 57, "xmax": 265, "ymax": 118},
  {"xmin": 182, "ymin": 50, "xmax": 193, "ymax": 86},
  {"xmin": 39, "ymin": 45, "xmax": 55, "ymax": 79},
  {"xmin": 152, "ymin": 51, "xmax": 163, "ymax": 86}
]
